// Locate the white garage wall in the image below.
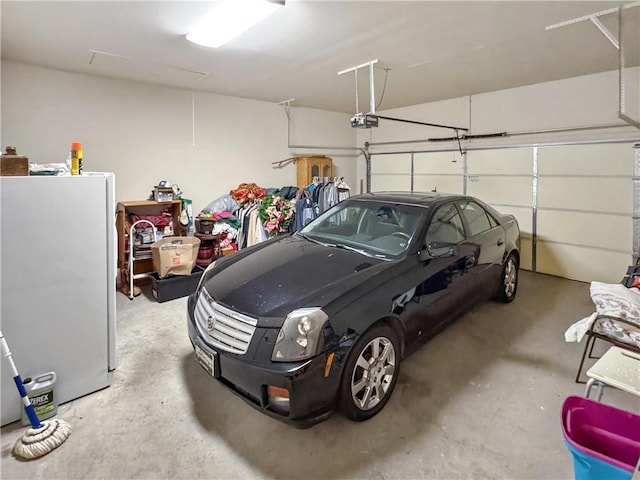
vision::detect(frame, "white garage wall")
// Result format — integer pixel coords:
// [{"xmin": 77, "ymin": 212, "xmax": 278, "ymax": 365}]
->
[
  {"xmin": 3, "ymin": 60, "xmax": 638, "ymax": 283},
  {"xmin": 358, "ymin": 68, "xmax": 640, "ymax": 184},
  {"xmin": 1, "ymin": 60, "xmax": 357, "ymax": 212}
]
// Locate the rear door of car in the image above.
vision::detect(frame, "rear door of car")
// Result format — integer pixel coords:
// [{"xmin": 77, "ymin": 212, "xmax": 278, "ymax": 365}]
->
[{"xmin": 456, "ymin": 199, "xmax": 506, "ymax": 297}]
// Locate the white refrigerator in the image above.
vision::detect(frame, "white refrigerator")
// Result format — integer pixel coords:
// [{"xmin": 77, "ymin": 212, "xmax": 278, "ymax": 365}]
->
[{"xmin": 1, "ymin": 173, "xmax": 117, "ymax": 426}]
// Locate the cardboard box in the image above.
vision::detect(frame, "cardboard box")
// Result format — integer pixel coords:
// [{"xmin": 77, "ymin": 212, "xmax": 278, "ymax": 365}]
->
[
  {"xmin": 151, "ymin": 236, "xmax": 200, "ymax": 279},
  {"xmin": 151, "ymin": 267, "xmax": 204, "ymax": 303}
]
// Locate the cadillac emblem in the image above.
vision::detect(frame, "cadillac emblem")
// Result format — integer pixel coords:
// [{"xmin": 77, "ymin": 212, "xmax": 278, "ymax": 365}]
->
[{"xmin": 206, "ymin": 315, "xmax": 215, "ymax": 331}]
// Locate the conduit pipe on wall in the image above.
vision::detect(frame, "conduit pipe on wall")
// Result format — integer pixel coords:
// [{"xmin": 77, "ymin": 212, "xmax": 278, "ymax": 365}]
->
[
  {"xmin": 272, "ymin": 101, "xmax": 363, "ymax": 170},
  {"xmin": 281, "ymin": 100, "xmax": 362, "ymax": 153}
]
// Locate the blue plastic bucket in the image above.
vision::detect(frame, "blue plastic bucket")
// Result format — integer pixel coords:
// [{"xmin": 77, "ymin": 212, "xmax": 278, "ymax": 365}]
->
[
  {"xmin": 564, "ymin": 439, "xmax": 633, "ymax": 480},
  {"xmin": 561, "ymin": 396, "xmax": 640, "ymax": 480}
]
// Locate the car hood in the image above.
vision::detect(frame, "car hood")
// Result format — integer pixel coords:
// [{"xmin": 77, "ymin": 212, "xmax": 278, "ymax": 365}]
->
[{"xmin": 203, "ymin": 235, "xmax": 391, "ymax": 319}]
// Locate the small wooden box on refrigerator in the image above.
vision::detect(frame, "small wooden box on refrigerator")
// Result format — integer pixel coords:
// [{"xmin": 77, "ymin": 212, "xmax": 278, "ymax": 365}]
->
[{"xmin": 1, "ymin": 147, "xmax": 29, "ymax": 176}]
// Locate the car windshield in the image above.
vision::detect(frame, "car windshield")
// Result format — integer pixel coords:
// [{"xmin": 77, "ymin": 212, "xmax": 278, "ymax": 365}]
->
[{"xmin": 299, "ymin": 200, "xmax": 426, "ymax": 259}]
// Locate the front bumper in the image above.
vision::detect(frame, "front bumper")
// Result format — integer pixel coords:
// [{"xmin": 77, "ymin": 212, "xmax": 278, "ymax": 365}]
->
[{"xmin": 186, "ymin": 293, "xmax": 339, "ymax": 428}]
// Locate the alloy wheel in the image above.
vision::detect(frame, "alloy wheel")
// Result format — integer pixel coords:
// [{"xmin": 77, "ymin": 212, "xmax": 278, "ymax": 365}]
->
[
  {"xmin": 351, "ymin": 336, "xmax": 396, "ymax": 411},
  {"xmin": 504, "ymin": 257, "xmax": 517, "ymax": 298}
]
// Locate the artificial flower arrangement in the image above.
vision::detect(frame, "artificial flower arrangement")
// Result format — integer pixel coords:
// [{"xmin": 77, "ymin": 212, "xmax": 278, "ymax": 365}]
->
[{"xmin": 258, "ymin": 194, "xmax": 295, "ymax": 236}]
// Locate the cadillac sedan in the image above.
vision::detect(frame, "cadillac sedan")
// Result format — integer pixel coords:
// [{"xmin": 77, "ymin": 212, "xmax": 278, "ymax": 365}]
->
[{"xmin": 187, "ymin": 192, "xmax": 520, "ymax": 427}]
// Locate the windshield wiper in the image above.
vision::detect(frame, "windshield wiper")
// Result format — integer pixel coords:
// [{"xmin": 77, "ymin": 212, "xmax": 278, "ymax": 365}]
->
[
  {"xmin": 326, "ymin": 243, "xmax": 373, "ymax": 258},
  {"xmin": 297, "ymin": 232, "xmax": 328, "ymax": 246},
  {"xmin": 298, "ymin": 233, "xmax": 377, "ymax": 258}
]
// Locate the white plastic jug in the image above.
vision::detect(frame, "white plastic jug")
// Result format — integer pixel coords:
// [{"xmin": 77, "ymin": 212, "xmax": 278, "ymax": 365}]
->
[{"xmin": 21, "ymin": 372, "xmax": 57, "ymax": 425}]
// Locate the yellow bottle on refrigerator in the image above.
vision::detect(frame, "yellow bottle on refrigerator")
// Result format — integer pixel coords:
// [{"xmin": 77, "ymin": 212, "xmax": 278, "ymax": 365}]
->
[{"xmin": 71, "ymin": 141, "xmax": 82, "ymax": 175}]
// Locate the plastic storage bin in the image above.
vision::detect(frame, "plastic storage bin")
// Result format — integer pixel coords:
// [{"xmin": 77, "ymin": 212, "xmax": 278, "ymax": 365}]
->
[
  {"xmin": 561, "ymin": 396, "xmax": 640, "ymax": 480},
  {"xmin": 150, "ymin": 266, "xmax": 204, "ymax": 303}
]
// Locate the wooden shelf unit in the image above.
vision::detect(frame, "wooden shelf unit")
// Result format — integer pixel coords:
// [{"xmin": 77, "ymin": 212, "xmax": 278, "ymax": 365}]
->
[{"xmin": 116, "ymin": 200, "xmax": 182, "ymax": 282}]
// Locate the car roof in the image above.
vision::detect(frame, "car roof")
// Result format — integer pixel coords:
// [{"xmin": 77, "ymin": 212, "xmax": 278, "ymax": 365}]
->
[{"xmin": 351, "ymin": 191, "xmax": 468, "ymax": 207}]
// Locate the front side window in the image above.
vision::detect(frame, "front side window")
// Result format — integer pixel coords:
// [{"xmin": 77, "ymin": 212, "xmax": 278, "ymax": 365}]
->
[
  {"xmin": 458, "ymin": 201, "xmax": 493, "ymax": 237},
  {"xmin": 425, "ymin": 204, "xmax": 465, "ymax": 247}
]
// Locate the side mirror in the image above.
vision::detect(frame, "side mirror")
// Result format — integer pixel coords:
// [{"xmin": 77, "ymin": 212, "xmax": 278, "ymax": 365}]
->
[{"xmin": 419, "ymin": 244, "xmax": 457, "ymax": 261}]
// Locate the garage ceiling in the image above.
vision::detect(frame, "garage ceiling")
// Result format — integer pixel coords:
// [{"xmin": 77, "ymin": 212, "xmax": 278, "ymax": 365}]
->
[{"xmin": 1, "ymin": 1, "xmax": 638, "ymax": 114}]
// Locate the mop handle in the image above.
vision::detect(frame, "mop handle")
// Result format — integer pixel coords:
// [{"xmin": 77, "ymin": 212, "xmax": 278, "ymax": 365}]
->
[{"xmin": 0, "ymin": 331, "xmax": 43, "ymax": 429}]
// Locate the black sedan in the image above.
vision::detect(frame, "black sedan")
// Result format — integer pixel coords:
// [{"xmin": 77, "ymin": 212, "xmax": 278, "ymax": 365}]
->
[{"xmin": 187, "ymin": 192, "xmax": 520, "ymax": 427}]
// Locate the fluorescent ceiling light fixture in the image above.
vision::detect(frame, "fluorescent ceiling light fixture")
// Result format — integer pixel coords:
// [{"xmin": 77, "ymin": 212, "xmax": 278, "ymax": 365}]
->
[{"xmin": 186, "ymin": 0, "xmax": 283, "ymax": 48}]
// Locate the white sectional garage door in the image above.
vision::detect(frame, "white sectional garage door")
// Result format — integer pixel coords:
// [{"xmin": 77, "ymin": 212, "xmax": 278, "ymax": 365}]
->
[
  {"xmin": 369, "ymin": 141, "xmax": 637, "ymax": 284},
  {"xmin": 536, "ymin": 143, "xmax": 633, "ymax": 283},
  {"xmin": 370, "ymin": 154, "xmax": 411, "ymax": 191},
  {"xmin": 413, "ymin": 151, "xmax": 464, "ymax": 194},
  {"xmin": 466, "ymin": 148, "xmax": 534, "ymax": 271}
]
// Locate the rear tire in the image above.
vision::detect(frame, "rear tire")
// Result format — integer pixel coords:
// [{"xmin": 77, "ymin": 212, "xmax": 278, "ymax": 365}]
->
[
  {"xmin": 339, "ymin": 324, "xmax": 400, "ymax": 422},
  {"xmin": 496, "ymin": 253, "xmax": 518, "ymax": 303}
]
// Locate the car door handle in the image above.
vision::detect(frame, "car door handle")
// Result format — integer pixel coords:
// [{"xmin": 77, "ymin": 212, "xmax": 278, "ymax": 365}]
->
[{"xmin": 497, "ymin": 239, "xmax": 504, "ymax": 246}]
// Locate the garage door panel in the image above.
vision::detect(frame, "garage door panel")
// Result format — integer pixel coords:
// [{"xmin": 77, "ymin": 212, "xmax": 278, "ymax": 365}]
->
[
  {"xmin": 371, "ymin": 155, "xmax": 411, "ymax": 174},
  {"xmin": 537, "ymin": 210, "xmax": 632, "ymax": 251},
  {"xmin": 537, "ymin": 241, "xmax": 630, "ymax": 284},
  {"xmin": 490, "ymin": 205, "xmax": 532, "ymax": 235},
  {"xmin": 467, "ymin": 176, "xmax": 532, "ymax": 206},
  {"xmin": 413, "ymin": 175, "xmax": 463, "ymax": 194},
  {"xmin": 414, "ymin": 152, "xmax": 462, "ymax": 174},
  {"xmin": 371, "ymin": 174, "xmax": 411, "ymax": 191},
  {"xmin": 537, "ymin": 177, "xmax": 631, "ymax": 213},
  {"xmin": 518, "ymin": 237, "xmax": 533, "ymax": 271},
  {"xmin": 538, "ymin": 144, "xmax": 633, "ymax": 176},
  {"xmin": 467, "ymin": 148, "xmax": 532, "ymax": 175}
]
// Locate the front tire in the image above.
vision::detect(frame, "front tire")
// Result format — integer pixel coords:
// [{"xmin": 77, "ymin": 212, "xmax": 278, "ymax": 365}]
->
[
  {"xmin": 496, "ymin": 253, "xmax": 518, "ymax": 303},
  {"xmin": 339, "ymin": 324, "xmax": 400, "ymax": 422}
]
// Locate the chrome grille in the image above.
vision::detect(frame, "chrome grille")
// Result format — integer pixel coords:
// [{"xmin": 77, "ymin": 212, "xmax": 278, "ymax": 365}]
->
[{"xmin": 195, "ymin": 289, "xmax": 257, "ymax": 355}]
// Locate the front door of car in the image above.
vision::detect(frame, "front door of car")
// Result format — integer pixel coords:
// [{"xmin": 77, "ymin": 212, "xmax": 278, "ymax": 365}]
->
[
  {"xmin": 396, "ymin": 203, "xmax": 476, "ymax": 347},
  {"xmin": 456, "ymin": 200, "xmax": 506, "ymax": 298}
]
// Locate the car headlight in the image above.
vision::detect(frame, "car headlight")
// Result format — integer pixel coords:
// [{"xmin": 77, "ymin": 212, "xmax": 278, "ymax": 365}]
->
[
  {"xmin": 272, "ymin": 308, "xmax": 328, "ymax": 362},
  {"xmin": 195, "ymin": 260, "xmax": 216, "ymax": 295}
]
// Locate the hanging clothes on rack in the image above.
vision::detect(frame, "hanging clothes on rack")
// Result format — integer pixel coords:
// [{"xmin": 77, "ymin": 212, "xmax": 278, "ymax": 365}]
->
[
  {"xmin": 337, "ymin": 177, "xmax": 351, "ymax": 202},
  {"xmin": 236, "ymin": 202, "xmax": 260, "ymax": 249},
  {"xmin": 294, "ymin": 189, "xmax": 316, "ymax": 231},
  {"xmin": 323, "ymin": 179, "xmax": 339, "ymax": 211}
]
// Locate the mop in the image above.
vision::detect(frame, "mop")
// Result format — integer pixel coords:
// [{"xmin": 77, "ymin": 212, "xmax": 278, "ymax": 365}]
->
[{"xmin": 0, "ymin": 330, "xmax": 72, "ymax": 460}]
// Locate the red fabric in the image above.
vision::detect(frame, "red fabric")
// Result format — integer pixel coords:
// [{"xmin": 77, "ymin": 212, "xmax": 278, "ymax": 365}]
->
[{"xmin": 131, "ymin": 213, "xmax": 171, "ymax": 228}]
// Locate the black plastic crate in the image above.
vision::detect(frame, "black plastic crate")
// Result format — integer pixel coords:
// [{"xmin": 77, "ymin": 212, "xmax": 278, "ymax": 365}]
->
[{"xmin": 150, "ymin": 266, "xmax": 204, "ymax": 303}]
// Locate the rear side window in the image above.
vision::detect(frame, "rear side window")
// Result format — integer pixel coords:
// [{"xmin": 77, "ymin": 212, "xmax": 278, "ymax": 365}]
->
[
  {"xmin": 426, "ymin": 204, "xmax": 465, "ymax": 247},
  {"xmin": 458, "ymin": 201, "xmax": 494, "ymax": 236}
]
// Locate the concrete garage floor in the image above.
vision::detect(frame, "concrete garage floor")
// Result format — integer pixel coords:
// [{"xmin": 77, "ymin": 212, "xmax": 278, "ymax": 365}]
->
[{"xmin": 1, "ymin": 271, "xmax": 638, "ymax": 479}]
